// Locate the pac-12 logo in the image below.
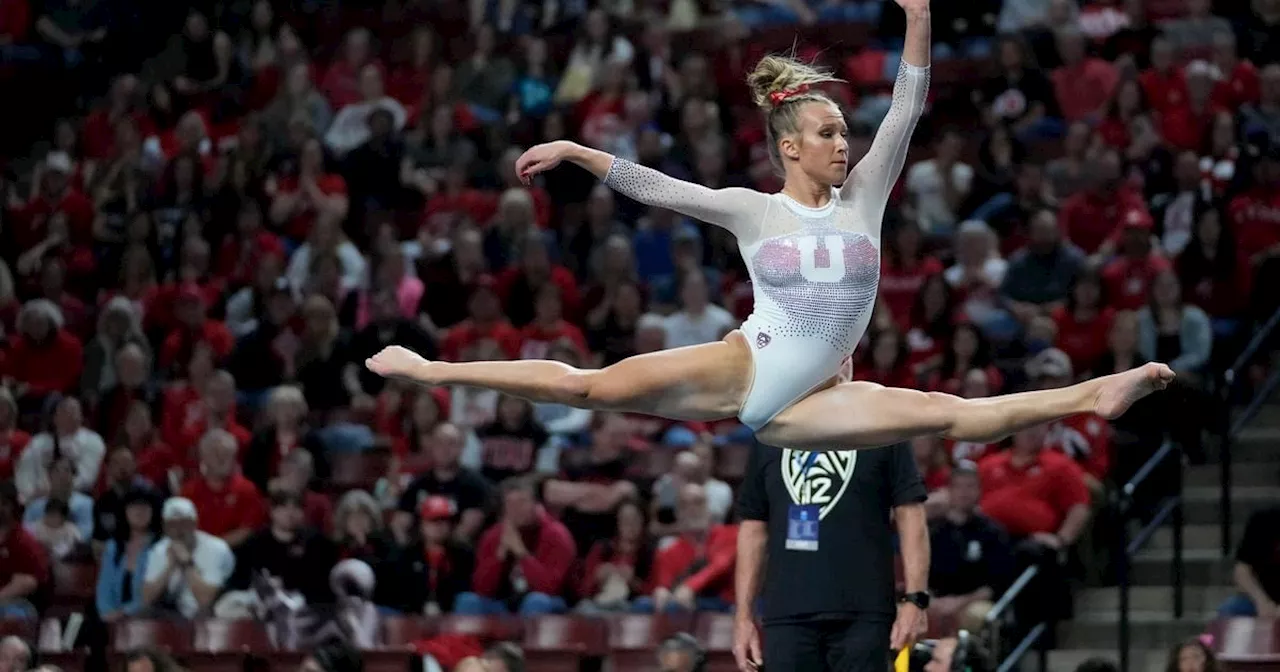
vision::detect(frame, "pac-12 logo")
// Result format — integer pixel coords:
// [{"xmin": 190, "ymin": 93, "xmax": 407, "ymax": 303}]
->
[{"xmin": 781, "ymin": 449, "xmax": 858, "ymax": 520}]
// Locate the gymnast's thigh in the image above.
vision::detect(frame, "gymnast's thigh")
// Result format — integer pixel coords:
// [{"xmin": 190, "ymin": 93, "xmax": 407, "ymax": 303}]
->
[
  {"xmin": 589, "ymin": 330, "xmax": 753, "ymax": 421},
  {"xmin": 762, "ymin": 621, "xmax": 829, "ymax": 672},
  {"xmin": 757, "ymin": 381, "xmax": 950, "ymax": 451}
]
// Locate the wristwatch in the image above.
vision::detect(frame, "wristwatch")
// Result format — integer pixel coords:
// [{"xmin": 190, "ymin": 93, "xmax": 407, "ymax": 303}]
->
[{"xmin": 899, "ymin": 591, "xmax": 931, "ymax": 609}]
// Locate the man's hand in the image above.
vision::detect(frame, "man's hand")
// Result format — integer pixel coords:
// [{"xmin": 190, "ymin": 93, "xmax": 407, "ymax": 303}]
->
[
  {"xmin": 673, "ymin": 584, "xmax": 696, "ymax": 610},
  {"xmin": 170, "ymin": 542, "xmax": 193, "ymax": 567},
  {"xmin": 732, "ymin": 616, "xmax": 763, "ymax": 671},
  {"xmin": 890, "ymin": 602, "xmax": 928, "ymax": 651},
  {"xmin": 502, "ymin": 523, "xmax": 528, "ymax": 559},
  {"xmin": 1031, "ymin": 532, "xmax": 1063, "ymax": 550},
  {"xmin": 1258, "ymin": 599, "xmax": 1279, "ymax": 619},
  {"xmin": 653, "ymin": 587, "xmax": 672, "ymax": 612}
]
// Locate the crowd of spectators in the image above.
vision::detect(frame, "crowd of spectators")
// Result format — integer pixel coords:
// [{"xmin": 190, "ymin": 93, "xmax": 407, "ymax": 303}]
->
[{"xmin": 0, "ymin": 0, "xmax": 1277, "ymax": 667}]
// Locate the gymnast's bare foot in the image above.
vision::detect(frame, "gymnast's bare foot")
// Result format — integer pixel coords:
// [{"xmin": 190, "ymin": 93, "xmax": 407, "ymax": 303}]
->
[
  {"xmin": 1092, "ymin": 362, "xmax": 1176, "ymax": 420},
  {"xmin": 366, "ymin": 346, "xmax": 437, "ymax": 383}
]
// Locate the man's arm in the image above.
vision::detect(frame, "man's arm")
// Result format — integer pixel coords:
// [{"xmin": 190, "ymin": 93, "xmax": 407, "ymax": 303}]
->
[
  {"xmin": 1233, "ymin": 562, "xmax": 1278, "ymax": 614},
  {"xmin": 734, "ymin": 520, "xmax": 767, "ymax": 617},
  {"xmin": 1055, "ymin": 504, "xmax": 1091, "ymax": 546},
  {"xmin": 895, "ymin": 504, "xmax": 930, "ymax": 594},
  {"xmin": 0, "ymin": 575, "xmax": 38, "ymax": 601}
]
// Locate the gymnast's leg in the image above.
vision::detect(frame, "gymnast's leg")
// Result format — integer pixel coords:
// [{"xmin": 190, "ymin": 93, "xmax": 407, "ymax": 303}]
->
[
  {"xmin": 757, "ymin": 362, "xmax": 1175, "ymax": 451},
  {"xmin": 365, "ymin": 334, "xmax": 754, "ymax": 421}
]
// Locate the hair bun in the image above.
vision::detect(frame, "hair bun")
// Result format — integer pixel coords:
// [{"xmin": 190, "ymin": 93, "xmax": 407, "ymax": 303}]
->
[{"xmin": 746, "ymin": 54, "xmax": 842, "ymax": 110}]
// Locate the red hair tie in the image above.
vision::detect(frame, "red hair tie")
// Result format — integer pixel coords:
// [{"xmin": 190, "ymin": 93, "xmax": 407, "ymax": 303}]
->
[{"xmin": 769, "ymin": 83, "xmax": 811, "ymax": 107}]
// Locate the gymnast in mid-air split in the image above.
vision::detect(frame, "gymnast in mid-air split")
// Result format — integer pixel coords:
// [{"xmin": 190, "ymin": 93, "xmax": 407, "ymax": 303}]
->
[{"xmin": 367, "ymin": 0, "xmax": 1174, "ymax": 453}]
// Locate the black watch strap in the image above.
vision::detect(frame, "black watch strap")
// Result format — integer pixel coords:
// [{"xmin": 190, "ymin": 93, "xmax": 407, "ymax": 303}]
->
[{"xmin": 900, "ymin": 591, "xmax": 931, "ymax": 609}]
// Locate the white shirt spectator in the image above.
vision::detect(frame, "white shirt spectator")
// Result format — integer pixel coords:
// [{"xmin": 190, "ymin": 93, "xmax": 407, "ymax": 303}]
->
[
  {"xmin": 144, "ymin": 530, "xmax": 235, "ymax": 618},
  {"xmin": 15, "ymin": 428, "xmax": 107, "ymax": 503},
  {"xmin": 652, "ymin": 474, "xmax": 734, "ymax": 523},
  {"xmin": 663, "ymin": 305, "xmax": 736, "ymax": 349},
  {"xmin": 906, "ymin": 160, "xmax": 974, "ymax": 236},
  {"xmin": 285, "ymin": 240, "xmax": 368, "ymax": 298}
]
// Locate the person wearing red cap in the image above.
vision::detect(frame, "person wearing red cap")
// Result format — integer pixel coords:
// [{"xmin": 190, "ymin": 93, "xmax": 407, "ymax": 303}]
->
[
  {"xmin": 1101, "ymin": 208, "xmax": 1173, "ymax": 311},
  {"xmin": 458, "ymin": 477, "xmax": 575, "ymax": 615},
  {"xmin": 157, "ymin": 283, "xmax": 234, "ymax": 374},
  {"xmin": 377, "ymin": 495, "xmax": 475, "ymax": 615}
]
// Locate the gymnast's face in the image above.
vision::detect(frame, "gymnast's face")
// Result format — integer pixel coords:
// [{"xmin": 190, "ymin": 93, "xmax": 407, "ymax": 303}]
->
[{"xmin": 780, "ymin": 100, "xmax": 849, "ymax": 187}]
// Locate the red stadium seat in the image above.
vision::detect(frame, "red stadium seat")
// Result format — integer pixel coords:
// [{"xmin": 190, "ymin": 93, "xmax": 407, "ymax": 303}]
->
[
  {"xmin": 436, "ymin": 615, "xmax": 524, "ymax": 642},
  {"xmin": 521, "ymin": 615, "xmax": 609, "ymax": 672},
  {"xmin": 693, "ymin": 613, "xmax": 738, "ymax": 672},
  {"xmin": 607, "ymin": 613, "xmax": 697, "ymax": 672},
  {"xmin": 111, "ymin": 619, "xmax": 195, "ymax": 654},
  {"xmin": 381, "ymin": 616, "xmax": 435, "ymax": 648},
  {"xmin": 193, "ymin": 619, "xmax": 274, "ymax": 653},
  {"xmin": 248, "ymin": 649, "xmax": 413, "ymax": 672}
]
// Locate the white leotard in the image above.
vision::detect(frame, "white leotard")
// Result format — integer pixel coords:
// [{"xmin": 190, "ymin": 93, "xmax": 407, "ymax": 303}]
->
[{"xmin": 603, "ymin": 62, "xmax": 930, "ymax": 430}]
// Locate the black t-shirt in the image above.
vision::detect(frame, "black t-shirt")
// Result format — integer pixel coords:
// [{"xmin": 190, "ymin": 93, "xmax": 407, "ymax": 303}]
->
[
  {"xmin": 474, "ymin": 420, "xmax": 549, "ymax": 485},
  {"xmin": 230, "ymin": 528, "xmax": 339, "ymax": 604},
  {"xmin": 1237, "ymin": 506, "xmax": 1280, "ymax": 602},
  {"xmin": 396, "ymin": 468, "xmax": 494, "ymax": 522},
  {"xmin": 737, "ymin": 443, "xmax": 927, "ymax": 624},
  {"xmin": 928, "ymin": 513, "xmax": 1015, "ymax": 598}
]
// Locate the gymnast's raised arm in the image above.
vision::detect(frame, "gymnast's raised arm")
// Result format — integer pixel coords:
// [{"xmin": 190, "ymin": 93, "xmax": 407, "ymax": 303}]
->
[
  {"xmin": 516, "ymin": 141, "xmax": 767, "ymax": 242},
  {"xmin": 844, "ymin": 0, "xmax": 931, "ymax": 225}
]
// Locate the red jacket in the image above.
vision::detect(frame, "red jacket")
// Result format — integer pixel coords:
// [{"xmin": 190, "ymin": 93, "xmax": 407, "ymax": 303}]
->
[
  {"xmin": 472, "ymin": 511, "xmax": 577, "ymax": 599},
  {"xmin": 2, "ymin": 331, "xmax": 84, "ymax": 396},
  {"xmin": 653, "ymin": 524, "xmax": 738, "ymax": 603},
  {"xmin": 1058, "ymin": 187, "xmax": 1150, "ymax": 254}
]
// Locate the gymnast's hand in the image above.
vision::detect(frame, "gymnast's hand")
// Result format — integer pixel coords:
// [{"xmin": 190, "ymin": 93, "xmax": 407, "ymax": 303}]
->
[
  {"xmin": 366, "ymin": 346, "xmax": 431, "ymax": 381},
  {"xmin": 515, "ymin": 141, "xmax": 574, "ymax": 184}
]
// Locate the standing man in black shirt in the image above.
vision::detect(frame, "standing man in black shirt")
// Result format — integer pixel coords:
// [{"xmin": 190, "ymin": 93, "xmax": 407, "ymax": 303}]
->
[
  {"xmin": 394, "ymin": 423, "xmax": 494, "ymax": 544},
  {"xmin": 734, "ymin": 438, "xmax": 930, "ymax": 671}
]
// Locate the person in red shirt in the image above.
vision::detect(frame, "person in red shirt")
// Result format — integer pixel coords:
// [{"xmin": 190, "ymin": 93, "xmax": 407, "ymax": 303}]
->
[
  {"xmin": 880, "ymin": 222, "xmax": 944, "ymax": 330},
  {"xmin": 440, "ymin": 277, "xmax": 523, "ymax": 362},
  {"xmin": 1102, "ymin": 211, "xmax": 1173, "ymax": 310},
  {"xmin": 645, "ymin": 482, "xmax": 737, "ymax": 612},
  {"xmin": 171, "ymin": 370, "xmax": 251, "ymax": 471},
  {"xmin": 519, "ymin": 286, "xmax": 588, "ymax": 360},
  {"xmin": 854, "ymin": 328, "xmax": 918, "ymax": 389},
  {"xmin": 1161, "ymin": 60, "xmax": 1228, "ymax": 151},
  {"xmin": 267, "ymin": 137, "xmax": 349, "ymax": 243},
  {"xmin": 1227, "ymin": 148, "xmax": 1280, "ymax": 264},
  {"xmin": 497, "ymin": 237, "xmax": 581, "ymax": 327},
  {"xmin": 158, "ymin": 285, "xmax": 235, "ymax": 375},
  {"xmin": 1139, "ymin": 36, "xmax": 1190, "ymax": 114},
  {"xmin": 1210, "ymin": 31, "xmax": 1260, "ymax": 110},
  {"xmin": 1051, "ymin": 28, "xmax": 1119, "ymax": 123},
  {"xmin": 1058, "ymin": 150, "xmax": 1151, "ymax": 255},
  {"xmin": 978, "ymin": 425, "xmax": 1092, "ymax": 543},
  {"xmin": 10, "ymin": 151, "xmax": 95, "ymax": 253},
  {"xmin": 458, "ymin": 477, "xmax": 576, "ymax": 615},
  {"xmin": 1025, "ymin": 348, "xmax": 1113, "ymax": 490},
  {"xmin": 0, "ymin": 389, "xmax": 31, "ymax": 482},
  {"xmin": 214, "ymin": 202, "xmax": 286, "ymax": 289},
  {"xmin": 1052, "ymin": 270, "xmax": 1116, "ymax": 374},
  {"xmin": 911, "ymin": 435, "xmax": 952, "ymax": 492},
  {"xmin": 0, "ymin": 481, "xmax": 50, "ymax": 618},
  {"xmin": 3, "ymin": 299, "xmax": 84, "ymax": 403},
  {"xmin": 180, "ymin": 428, "xmax": 267, "ymax": 548},
  {"xmin": 82, "ymin": 75, "xmax": 144, "ymax": 160},
  {"xmin": 320, "ymin": 28, "xmax": 376, "ymax": 109}
]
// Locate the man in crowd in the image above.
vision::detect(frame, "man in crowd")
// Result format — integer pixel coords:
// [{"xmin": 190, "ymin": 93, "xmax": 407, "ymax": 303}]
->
[
  {"xmin": 395, "ymin": 422, "xmax": 492, "ymax": 544},
  {"xmin": 228, "ymin": 488, "xmax": 338, "ymax": 606},
  {"xmin": 141, "ymin": 496, "xmax": 235, "ymax": 618},
  {"xmin": 650, "ymin": 483, "xmax": 737, "ymax": 613},
  {"xmin": 0, "ymin": 481, "xmax": 49, "ymax": 619},
  {"xmin": 1219, "ymin": 505, "xmax": 1280, "ymax": 617},
  {"xmin": 378, "ymin": 495, "xmax": 475, "ymax": 615},
  {"xmin": 456, "ymin": 477, "xmax": 575, "ymax": 615},
  {"xmin": 22, "ymin": 456, "xmax": 93, "ymax": 539},
  {"xmin": 180, "ymin": 429, "xmax": 267, "ymax": 547},
  {"xmin": 928, "ymin": 464, "xmax": 1014, "ymax": 633}
]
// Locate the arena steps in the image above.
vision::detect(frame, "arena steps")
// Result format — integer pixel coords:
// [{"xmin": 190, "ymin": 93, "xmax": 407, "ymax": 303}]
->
[
  {"xmin": 1057, "ymin": 614, "xmax": 1214, "ymax": 652},
  {"xmin": 1074, "ymin": 585, "xmax": 1236, "ymax": 614}
]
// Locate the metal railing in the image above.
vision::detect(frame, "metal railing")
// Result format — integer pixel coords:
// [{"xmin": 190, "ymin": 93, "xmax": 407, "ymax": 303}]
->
[
  {"xmin": 1114, "ymin": 440, "xmax": 1185, "ymax": 672},
  {"xmin": 985, "ymin": 565, "xmax": 1047, "ymax": 672},
  {"xmin": 1216, "ymin": 303, "xmax": 1280, "ymax": 555}
]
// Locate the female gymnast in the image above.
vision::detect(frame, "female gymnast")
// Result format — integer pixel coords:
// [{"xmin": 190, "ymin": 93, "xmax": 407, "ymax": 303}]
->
[{"xmin": 367, "ymin": 0, "xmax": 1174, "ymax": 452}]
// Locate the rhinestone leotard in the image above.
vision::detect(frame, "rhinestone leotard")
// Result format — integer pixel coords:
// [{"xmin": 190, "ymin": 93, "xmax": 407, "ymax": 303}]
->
[{"xmin": 603, "ymin": 62, "xmax": 930, "ymax": 430}]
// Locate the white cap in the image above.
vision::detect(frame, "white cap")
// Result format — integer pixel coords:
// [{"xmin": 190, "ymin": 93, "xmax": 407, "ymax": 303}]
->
[{"xmin": 162, "ymin": 497, "xmax": 198, "ymax": 521}]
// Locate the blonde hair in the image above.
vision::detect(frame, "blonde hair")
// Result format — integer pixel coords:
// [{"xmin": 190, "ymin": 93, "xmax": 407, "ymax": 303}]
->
[{"xmin": 747, "ymin": 54, "xmax": 844, "ymax": 172}]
